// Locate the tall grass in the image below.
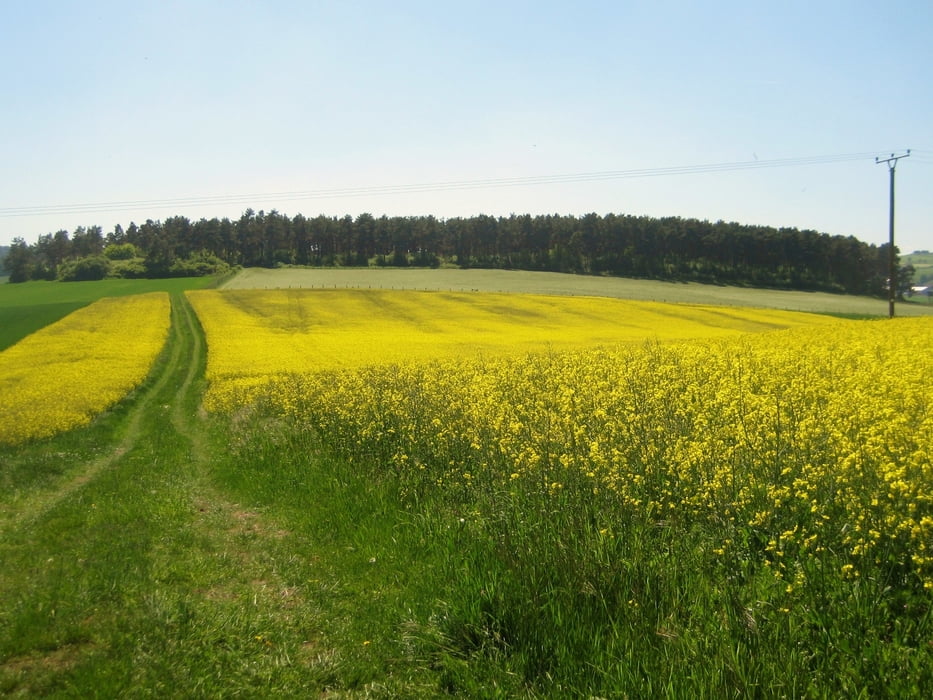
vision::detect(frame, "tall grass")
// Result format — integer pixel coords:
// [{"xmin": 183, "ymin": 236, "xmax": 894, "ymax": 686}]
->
[
  {"xmin": 218, "ymin": 406, "xmax": 931, "ymax": 697},
  {"xmin": 215, "ymin": 322, "xmax": 932, "ymax": 696}
]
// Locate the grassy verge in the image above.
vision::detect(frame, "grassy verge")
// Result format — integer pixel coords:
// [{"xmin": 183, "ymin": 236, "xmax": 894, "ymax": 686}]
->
[{"xmin": 215, "ymin": 412, "xmax": 931, "ymax": 697}]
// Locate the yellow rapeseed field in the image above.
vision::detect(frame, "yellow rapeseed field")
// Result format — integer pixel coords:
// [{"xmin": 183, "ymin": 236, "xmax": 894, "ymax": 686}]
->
[
  {"xmin": 0, "ymin": 293, "xmax": 171, "ymax": 445},
  {"xmin": 187, "ymin": 288, "xmax": 837, "ymax": 411},
  {"xmin": 267, "ymin": 319, "xmax": 932, "ymax": 591},
  {"xmin": 189, "ymin": 288, "xmax": 932, "ymax": 593}
]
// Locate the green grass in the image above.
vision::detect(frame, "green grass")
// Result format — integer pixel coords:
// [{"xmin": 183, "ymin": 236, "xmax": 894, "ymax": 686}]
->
[
  {"xmin": 903, "ymin": 252, "xmax": 933, "ymax": 264},
  {"xmin": 0, "ymin": 295, "xmax": 358, "ymax": 695},
  {"xmin": 210, "ymin": 409, "xmax": 931, "ymax": 697},
  {"xmin": 0, "ymin": 277, "xmax": 220, "ymax": 350},
  {"xmin": 0, "ymin": 294, "xmax": 455, "ymax": 696}
]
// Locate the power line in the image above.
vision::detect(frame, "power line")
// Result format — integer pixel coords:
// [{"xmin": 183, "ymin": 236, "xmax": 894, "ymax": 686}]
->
[{"xmin": 0, "ymin": 151, "xmax": 891, "ymax": 219}]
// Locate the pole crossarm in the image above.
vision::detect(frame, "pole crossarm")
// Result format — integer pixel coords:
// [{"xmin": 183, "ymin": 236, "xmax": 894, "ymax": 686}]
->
[{"xmin": 875, "ymin": 150, "xmax": 911, "ymax": 170}]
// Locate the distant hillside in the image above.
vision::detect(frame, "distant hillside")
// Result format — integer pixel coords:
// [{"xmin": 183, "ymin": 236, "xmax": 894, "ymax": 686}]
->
[{"xmin": 903, "ymin": 251, "xmax": 933, "ymax": 286}]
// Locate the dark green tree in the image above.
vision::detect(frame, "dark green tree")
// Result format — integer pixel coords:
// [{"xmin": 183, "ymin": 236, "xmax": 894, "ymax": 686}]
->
[
  {"xmin": 3, "ymin": 237, "xmax": 33, "ymax": 282},
  {"xmin": 897, "ymin": 263, "xmax": 916, "ymax": 299},
  {"xmin": 71, "ymin": 225, "xmax": 105, "ymax": 257},
  {"xmin": 107, "ymin": 223, "xmax": 126, "ymax": 245}
]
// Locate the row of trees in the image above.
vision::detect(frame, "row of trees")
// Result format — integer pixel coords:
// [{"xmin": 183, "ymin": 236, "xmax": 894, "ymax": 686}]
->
[
  {"xmin": 3, "ymin": 209, "xmax": 906, "ymax": 295},
  {"xmin": 2, "ymin": 224, "xmax": 229, "ymax": 282}
]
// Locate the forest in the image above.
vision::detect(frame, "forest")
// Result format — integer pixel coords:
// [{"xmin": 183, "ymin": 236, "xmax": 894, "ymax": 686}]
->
[{"xmin": 2, "ymin": 210, "xmax": 907, "ymax": 295}]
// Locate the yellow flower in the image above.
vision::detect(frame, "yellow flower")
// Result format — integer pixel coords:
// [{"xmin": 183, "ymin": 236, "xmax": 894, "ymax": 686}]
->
[
  {"xmin": 0, "ymin": 293, "xmax": 171, "ymax": 444},
  {"xmin": 187, "ymin": 288, "xmax": 933, "ymax": 591}
]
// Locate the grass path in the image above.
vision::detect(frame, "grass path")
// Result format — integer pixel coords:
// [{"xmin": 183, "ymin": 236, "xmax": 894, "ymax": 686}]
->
[
  {"xmin": 0, "ymin": 295, "xmax": 334, "ymax": 696},
  {"xmin": 0, "ymin": 298, "xmax": 189, "ymax": 536}
]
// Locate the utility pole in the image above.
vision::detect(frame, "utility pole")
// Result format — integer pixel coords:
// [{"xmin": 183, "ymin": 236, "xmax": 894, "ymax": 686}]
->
[{"xmin": 876, "ymin": 150, "xmax": 910, "ymax": 318}]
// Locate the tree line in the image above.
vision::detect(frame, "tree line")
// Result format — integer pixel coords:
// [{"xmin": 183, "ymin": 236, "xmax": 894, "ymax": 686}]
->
[{"xmin": 2, "ymin": 209, "xmax": 906, "ymax": 295}]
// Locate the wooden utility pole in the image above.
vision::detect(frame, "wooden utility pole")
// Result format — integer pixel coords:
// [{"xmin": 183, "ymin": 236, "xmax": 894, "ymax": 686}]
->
[{"xmin": 876, "ymin": 151, "xmax": 910, "ymax": 318}]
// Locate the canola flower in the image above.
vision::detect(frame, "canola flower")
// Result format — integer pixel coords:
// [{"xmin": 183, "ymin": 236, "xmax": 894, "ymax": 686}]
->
[
  {"xmin": 187, "ymin": 288, "xmax": 836, "ymax": 412},
  {"xmin": 198, "ymin": 304, "xmax": 931, "ymax": 593},
  {"xmin": 190, "ymin": 289, "xmax": 932, "ymax": 591},
  {"xmin": 0, "ymin": 293, "xmax": 171, "ymax": 445}
]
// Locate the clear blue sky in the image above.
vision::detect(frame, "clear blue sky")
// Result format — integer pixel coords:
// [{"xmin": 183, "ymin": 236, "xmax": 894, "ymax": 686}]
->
[{"xmin": 2, "ymin": 0, "xmax": 931, "ymax": 252}]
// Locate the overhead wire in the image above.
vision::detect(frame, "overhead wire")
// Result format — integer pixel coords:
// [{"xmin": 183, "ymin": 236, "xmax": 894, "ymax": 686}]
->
[{"xmin": 0, "ymin": 151, "xmax": 902, "ymax": 219}]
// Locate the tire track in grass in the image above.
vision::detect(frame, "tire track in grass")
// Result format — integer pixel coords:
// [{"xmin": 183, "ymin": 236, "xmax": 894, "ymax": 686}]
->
[
  {"xmin": 0, "ymin": 294, "xmax": 187, "ymax": 535},
  {"xmin": 151, "ymin": 294, "xmax": 338, "ymax": 686},
  {"xmin": 1, "ymin": 295, "xmax": 335, "ymax": 695},
  {"xmin": 0, "ymin": 294, "xmax": 196, "ymax": 693}
]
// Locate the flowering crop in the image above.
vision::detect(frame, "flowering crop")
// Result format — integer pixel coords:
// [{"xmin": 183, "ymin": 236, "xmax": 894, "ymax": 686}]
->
[
  {"xmin": 0, "ymin": 293, "xmax": 171, "ymax": 444},
  {"xmin": 190, "ymin": 289, "xmax": 932, "ymax": 592},
  {"xmin": 194, "ymin": 291, "xmax": 931, "ymax": 593},
  {"xmin": 284, "ymin": 318, "xmax": 930, "ymax": 590},
  {"xmin": 187, "ymin": 288, "xmax": 836, "ymax": 412}
]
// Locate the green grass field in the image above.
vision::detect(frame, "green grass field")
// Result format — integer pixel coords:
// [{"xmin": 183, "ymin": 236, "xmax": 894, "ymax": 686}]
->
[
  {"xmin": 1, "ymin": 271, "xmax": 931, "ymax": 696},
  {"xmin": 0, "ymin": 277, "xmax": 218, "ymax": 351}
]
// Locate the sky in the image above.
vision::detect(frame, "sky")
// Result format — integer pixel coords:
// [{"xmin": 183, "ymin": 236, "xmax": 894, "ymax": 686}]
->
[{"xmin": 1, "ymin": 0, "xmax": 931, "ymax": 253}]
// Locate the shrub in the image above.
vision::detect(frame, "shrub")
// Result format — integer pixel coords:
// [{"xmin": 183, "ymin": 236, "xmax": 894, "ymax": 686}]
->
[
  {"xmin": 110, "ymin": 258, "xmax": 148, "ymax": 278},
  {"xmin": 58, "ymin": 255, "xmax": 112, "ymax": 282},
  {"xmin": 104, "ymin": 243, "xmax": 138, "ymax": 260},
  {"xmin": 167, "ymin": 251, "xmax": 230, "ymax": 277}
]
